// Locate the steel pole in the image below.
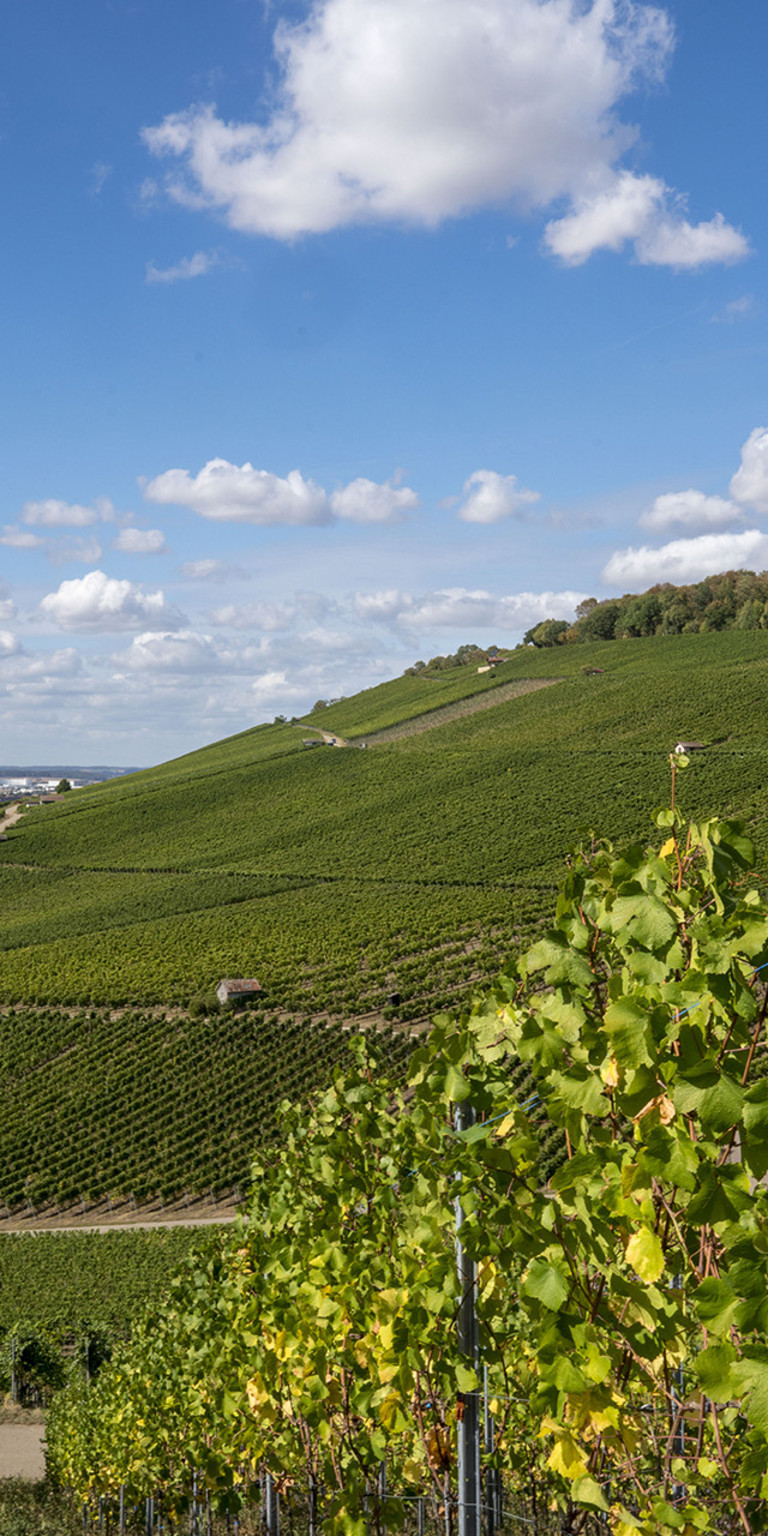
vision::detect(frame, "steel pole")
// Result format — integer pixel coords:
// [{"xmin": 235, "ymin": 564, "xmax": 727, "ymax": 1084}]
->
[{"xmin": 455, "ymin": 1101, "xmax": 480, "ymax": 1536}]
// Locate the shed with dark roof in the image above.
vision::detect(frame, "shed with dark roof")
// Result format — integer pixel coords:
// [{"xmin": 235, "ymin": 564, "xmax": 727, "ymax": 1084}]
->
[{"xmin": 216, "ymin": 978, "xmax": 263, "ymax": 1007}]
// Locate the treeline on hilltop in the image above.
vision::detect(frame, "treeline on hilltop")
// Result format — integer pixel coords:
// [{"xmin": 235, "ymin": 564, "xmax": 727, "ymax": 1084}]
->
[
  {"xmin": 403, "ymin": 641, "xmax": 504, "ymax": 675},
  {"xmin": 524, "ymin": 568, "xmax": 768, "ymax": 647}
]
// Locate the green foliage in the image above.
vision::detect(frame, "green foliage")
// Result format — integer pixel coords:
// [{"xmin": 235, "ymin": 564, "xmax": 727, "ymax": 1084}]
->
[
  {"xmin": 403, "ymin": 641, "xmax": 501, "ymax": 676},
  {"xmin": 523, "ymin": 618, "xmax": 570, "ymax": 647},
  {"xmin": 0, "ymin": 1229, "xmax": 216, "ymax": 1337},
  {"xmin": 532, "ymin": 569, "xmax": 768, "ymax": 647},
  {"xmin": 0, "ymin": 1483, "xmax": 83, "ymax": 1536},
  {"xmin": 4, "ymin": 628, "xmax": 768, "ymax": 1209},
  {"xmin": 0, "ymin": 1006, "xmax": 412, "ymax": 1208},
  {"xmin": 46, "ymin": 787, "xmax": 768, "ymax": 1534}
]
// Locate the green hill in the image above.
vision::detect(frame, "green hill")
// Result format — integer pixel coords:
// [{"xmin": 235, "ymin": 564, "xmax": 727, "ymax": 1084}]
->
[{"xmin": 2, "ymin": 628, "xmax": 768, "ymax": 1210}]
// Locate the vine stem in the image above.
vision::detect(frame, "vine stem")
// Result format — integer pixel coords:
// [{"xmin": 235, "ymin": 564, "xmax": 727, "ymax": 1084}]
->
[{"xmin": 710, "ymin": 1402, "xmax": 751, "ymax": 1535}]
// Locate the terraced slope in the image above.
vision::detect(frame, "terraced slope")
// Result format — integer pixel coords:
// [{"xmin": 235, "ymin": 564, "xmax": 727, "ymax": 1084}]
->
[{"xmin": 2, "ymin": 629, "xmax": 768, "ymax": 1208}]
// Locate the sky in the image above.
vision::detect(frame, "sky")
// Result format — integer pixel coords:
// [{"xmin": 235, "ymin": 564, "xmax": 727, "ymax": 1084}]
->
[{"xmin": 1, "ymin": 0, "xmax": 767, "ymax": 765}]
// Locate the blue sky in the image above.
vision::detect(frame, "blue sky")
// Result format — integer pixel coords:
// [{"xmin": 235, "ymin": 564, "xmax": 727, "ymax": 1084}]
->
[{"xmin": 2, "ymin": 0, "xmax": 767, "ymax": 764}]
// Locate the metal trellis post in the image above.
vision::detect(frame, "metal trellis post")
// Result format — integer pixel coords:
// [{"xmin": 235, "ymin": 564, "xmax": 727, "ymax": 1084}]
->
[{"xmin": 455, "ymin": 1100, "xmax": 481, "ymax": 1536}]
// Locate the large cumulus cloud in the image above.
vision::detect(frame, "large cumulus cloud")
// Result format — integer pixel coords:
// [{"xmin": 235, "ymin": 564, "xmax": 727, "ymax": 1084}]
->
[{"xmin": 141, "ymin": 0, "xmax": 747, "ymax": 267}]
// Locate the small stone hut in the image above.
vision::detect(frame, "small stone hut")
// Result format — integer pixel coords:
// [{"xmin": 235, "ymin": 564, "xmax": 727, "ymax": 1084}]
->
[{"xmin": 216, "ymin": 978, "xmax": 263, "ymax": 1008}]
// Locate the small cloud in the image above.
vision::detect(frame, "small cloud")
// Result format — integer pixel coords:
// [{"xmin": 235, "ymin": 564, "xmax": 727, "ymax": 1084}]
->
[
  {"xmin": 145, "ymin": 250, "xmax": 222, "ymax": 284},
  {"xmin": 47, "ymin": 535, "xmax": 104, "ymax": 566},
  {"xmin": 329, "ymin": 476, "xmax": 419, "ymax": 523},
  {"xmin": 20, "ymin": 496, "xmax": 117, "ymax": 528},
  {"xmin": 392, "ymin": 587, "xmax": 586, "ymax": 631},
  {"xmin": 354, "ymin": 590, "xmax": 413, "ymax": 622},
  {"xmin": 112, "ymin": 527, "xmax": 168, "ymax": 554},
  {"xmin": 1, "ymin": 525, "xmax": 44, "ymax": 549},
  {"xmin": 177, "ymin": 558, "xmax": 250, "ymax": 581},
  {"xmin": 117, "ymin": 630, "xmax": 268, "ymax": 674},
  {"xmin": 144, "ymin": 458, "xmax": 331, "ymax": 525},
  {"xmin": 639, "ymin": 489, "xmax": 742, "ymax": 533},
  {"xmin": 251, "ymin": 669, "xmax": 303, "ymax": 703},
  {"xmin": 89, "ymin": 162, "xmax": 113, "ymax": 197},
  {"xmin": 545, "ymin": 173, "xmax": 750, "ymax": 270},
  {"xmin": 39, "ymin": 570, "xmax": 185, "ymax": 632},
  {"xmin": 136, "ymin": 177, "xmax": 161, "ymax": 210},
  {"xmin": 209, "ymin": 601, "xmax": 296, "ymax": 631},
  {"xmin": 456, "ymin": 469, "xmax": 540, "ymax": 524},
  {"xmin": 730, "ymin": 426, "xmax": 768, "ymax": 514},
  {"xmin": 602, "ymin": 528, "xmax": 768, "ymax": 587},
  {"xmin": 145, "ymin": 458, "xmax": 417, "ymax": 528},
  {"xmin": 0, "ymin": 584, "xmax": 16, "ymax": 621},
  {"xmin": 711, "ymin": 293, "xmax": 763, "ymax": 324},
  {"xmin": 179, "ymin": 558, "xmax": 228, "ymax": 580}
]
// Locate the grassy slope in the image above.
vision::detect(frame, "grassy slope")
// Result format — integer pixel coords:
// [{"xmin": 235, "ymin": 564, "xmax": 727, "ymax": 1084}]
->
[
  {"xmin": 2, "ymin": 632, "xmax": 768, "ymax": 1001},
  {"xmin": 1, "ymin": 630, "xmax": 768, "ymax": 1206}
]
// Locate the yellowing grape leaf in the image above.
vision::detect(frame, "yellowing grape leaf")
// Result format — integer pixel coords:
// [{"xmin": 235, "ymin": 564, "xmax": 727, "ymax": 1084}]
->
[
  {"xmin": 625, "ymin": 1227, "xmax": 664, "ymax": 1282},
  {"xmin": 547, "ymin": 1432, "xmax": 588, "ymax": 1479}
]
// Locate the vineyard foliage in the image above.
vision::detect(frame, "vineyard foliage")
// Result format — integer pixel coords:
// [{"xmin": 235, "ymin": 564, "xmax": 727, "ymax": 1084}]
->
[
  {"xmin": 2, "ymin": 628, "xmax": 768, "ymax": 1210},
  {"xmin": 47, "ymin": 786, "xmax": 768, "ymax": 1536},
  {"xmin": 0, "ymin": 1007, "xmax": 412, "ymax": 1209},
  {"xmin": 3, "ymin": 631, "xmax": 768, "ymax": 1011},
  {"xmin": 0, "ymin": 1228, "xmax": 216, "ymax": 1338},
  {"xmin": 0, "ymin": 1228, "xmax": 221, "ymax": 1402}
]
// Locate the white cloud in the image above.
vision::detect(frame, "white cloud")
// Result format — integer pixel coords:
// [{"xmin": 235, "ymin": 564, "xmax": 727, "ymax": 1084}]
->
[
  {"xmin": 730, "ymin": 427, "xmax": 768, "ymax": 514},
  {"xmin": 144, "ymin": 457, "xmax": 420, "ymax": 527},
  {"xmin": 711, "ymin": 293, "xmax": 762, "ymax": 324},
  {"xmin": 47, "ymin": 535, "xmax": 103, "ymax": 566},
  {"xmin": 456, "ymin": 469, "xmax": 540, "ymax": 524},
  {"xmin": 118, "ymin": 630, "xmax": 267, "ymax": 673},
  {"xmin": 145, "ymin": 250, "xmax": 221, "ymax": 284},
  {"xmin": 179, "ymin": 559, "xmax": 230, "ymax": 580},
  {"xmin": 400, "ymin": 587, "xmax": 586, "ymax": 631},
  {"xmin": 89, "ymin": 162, "xmax": 113, "ymax": 196},
  {"xmin": 330, "ymin": 477, "xmax": 419, "ymax": 523},
  {"xmin": 39, "ymin": 570, "xmax": 184, "ymax": 632},
  {"xmin": 544, "ymin": 172, "xmax": 749, "ymax": 268},
  {"xmin": 354, "ymin": 590, "xmax": 412, "ymax": 621},
  {"xmin": 0, "ymin": 639, "xmax": 83, "ymax": 680},
  {"xmin": 20, "ymin": 496, "xmax": 116, "ymax": 528},
  {"xmin": 639, "ymin": 489, "xmax": 742, "ymax": 533},
  {"xmin": 251, "ymin": 670, "xmax": 304, "ymax": 703},
  {"xmin": 113, "ymin": 527, "xmax": 168, "ymax": 554},
  {"xmin": 1, "ymin": 526, "xmax": 45, "ymax": 549},
  {"xmin": 144, "ymin": 458, "xmax": 331, "ymax": 525},
  {"xmin": 210, "ymin": 582, "xmax": 586, "ymax": 639},
  {"xmin": 0, "ymin": 585, "xmax": 17, "ymax": 621},
  {"xmin": 210, "ymin": 600, "xmax": 297, "ymax": 631},
  {"xmin": 602, "ymin": 528, "xmax": 768, "ymax": 587},
  {"xmin": 140, "ymin": 0, "xmax": 745, "ymax": 269}
]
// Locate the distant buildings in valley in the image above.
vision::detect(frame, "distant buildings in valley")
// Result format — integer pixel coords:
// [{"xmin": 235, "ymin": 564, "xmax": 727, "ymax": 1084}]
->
[
  {"xmin": 0, "ymin": 775, "xmax": 74, "ymax": 797},
  {"xmin": 0, "ymin": 766, "xmax": 137, "ymax": 801}
]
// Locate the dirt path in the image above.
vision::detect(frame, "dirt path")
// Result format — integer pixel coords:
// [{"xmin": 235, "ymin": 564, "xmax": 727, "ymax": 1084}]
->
[
  {"xmin": 0, "ymin": 803, "xmax": 25, "ymax": 833},
  {"xmin": 360, "ymin": 676, "xmax": 561, "ymax": 746},
  {"xmin": 0, "ymin": 1425, "xmax": 45, "ymax": 1480}
]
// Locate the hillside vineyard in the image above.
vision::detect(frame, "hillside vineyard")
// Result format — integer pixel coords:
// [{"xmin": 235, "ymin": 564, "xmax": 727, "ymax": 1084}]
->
[{"xmin": 3, "ymin": 628, "xmax": 768, "ymax": 1213}]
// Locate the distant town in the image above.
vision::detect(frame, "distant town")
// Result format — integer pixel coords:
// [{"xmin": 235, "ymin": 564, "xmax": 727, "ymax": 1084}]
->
[{"xmin": 0, "ymin": 766, "xmax": 137, "ymax": 800}]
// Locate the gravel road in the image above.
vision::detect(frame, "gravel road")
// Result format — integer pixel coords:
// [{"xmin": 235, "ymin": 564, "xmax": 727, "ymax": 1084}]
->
[{"xmin": 0, "ymin": 1425, "xmax": 45, "ymax": 1480}]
